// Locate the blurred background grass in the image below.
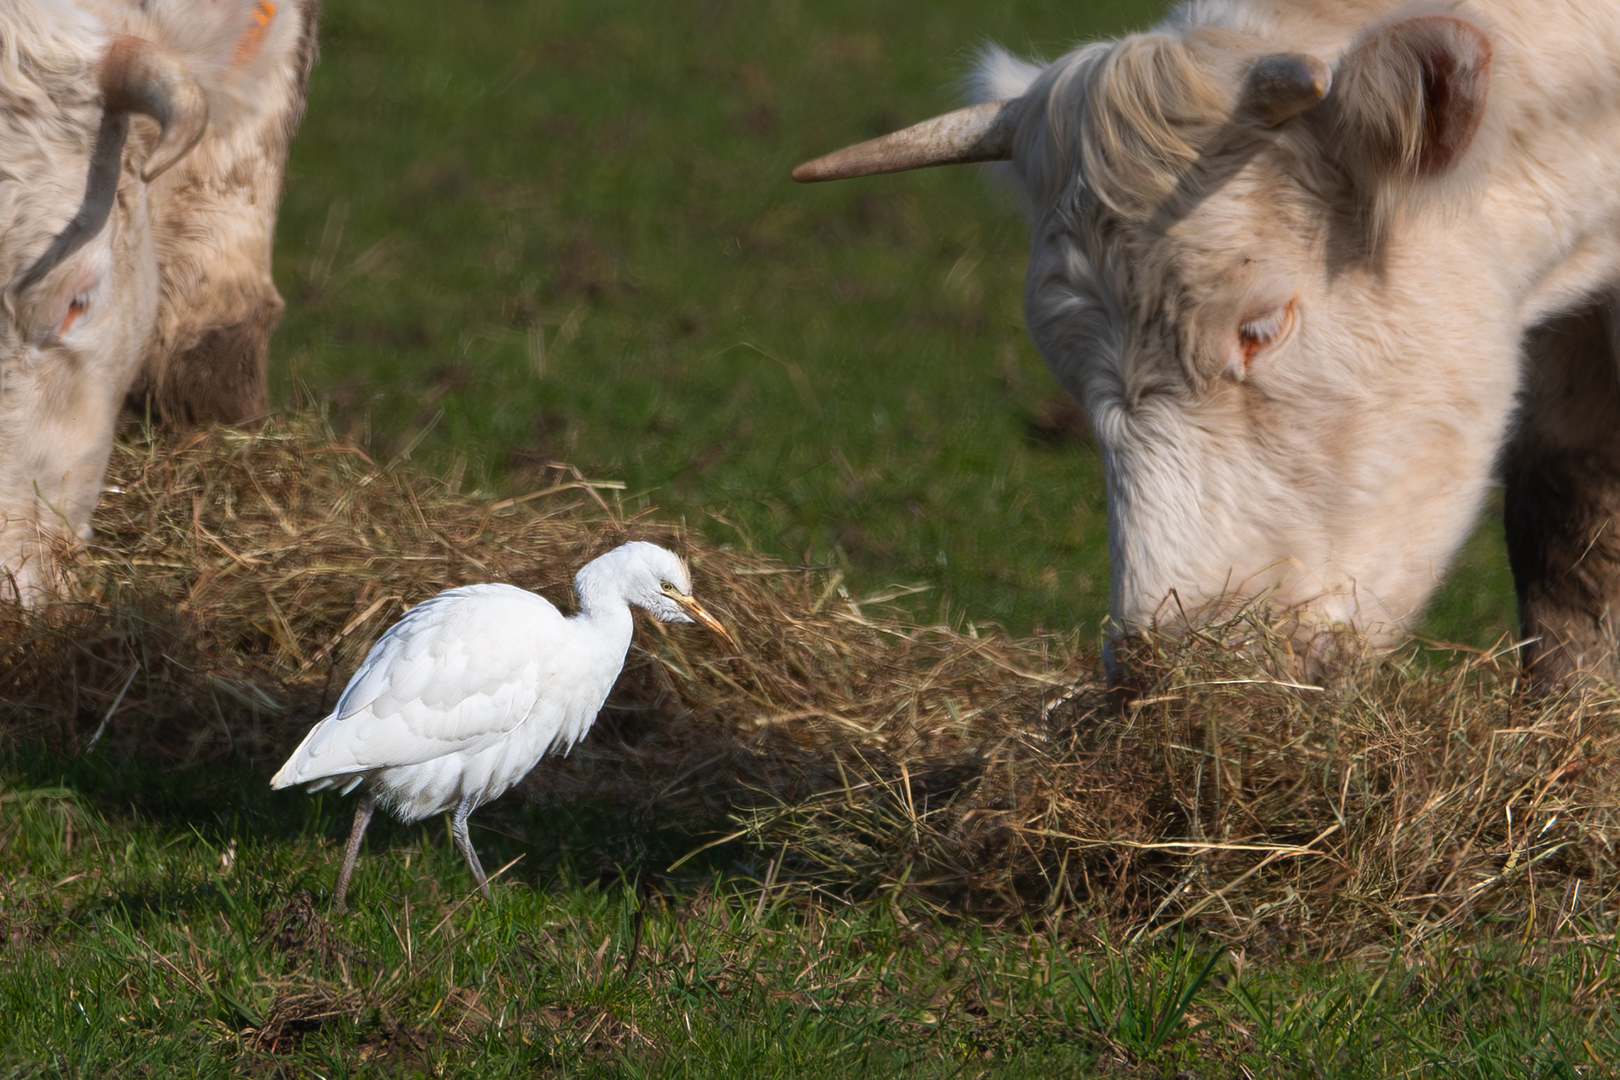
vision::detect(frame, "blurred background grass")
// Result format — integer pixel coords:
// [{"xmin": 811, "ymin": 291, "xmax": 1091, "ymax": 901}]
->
[{"xmin": 272, "ymin": 0, "xmax": 1515, "ymax": 644}]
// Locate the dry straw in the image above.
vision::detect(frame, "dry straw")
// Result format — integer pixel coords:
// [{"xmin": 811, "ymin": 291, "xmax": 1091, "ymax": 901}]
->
[{"xmin": 2, "ymin": 417, "xmax": 1617, "ymax": 951}]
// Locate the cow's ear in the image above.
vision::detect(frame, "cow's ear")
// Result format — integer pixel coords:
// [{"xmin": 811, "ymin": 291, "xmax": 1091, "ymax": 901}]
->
[
  {"xmin": 1326, "ymin": 15, "xmax": 1491, "ymax": 186},
  {"xmin": 126, "ymin": 0, "xmax": 307, "ymax": 131}
]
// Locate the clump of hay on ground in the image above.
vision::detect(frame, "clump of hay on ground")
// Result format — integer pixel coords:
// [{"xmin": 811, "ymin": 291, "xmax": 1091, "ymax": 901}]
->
[{"xmin": 3, "ymin": 417, "xmax": 1618, "ymax": 951}]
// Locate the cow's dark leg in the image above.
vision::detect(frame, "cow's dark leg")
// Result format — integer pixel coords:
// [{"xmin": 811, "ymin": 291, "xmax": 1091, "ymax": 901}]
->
[{"xmin": 1502, "ymin": 301, "xmax": 1620, "ymax": 684}]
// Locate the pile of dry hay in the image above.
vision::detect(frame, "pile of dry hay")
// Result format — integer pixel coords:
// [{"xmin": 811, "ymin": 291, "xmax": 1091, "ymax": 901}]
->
[{"xmin": 2, "ymin": 417, "xmax": 1617, "ymax": 951}]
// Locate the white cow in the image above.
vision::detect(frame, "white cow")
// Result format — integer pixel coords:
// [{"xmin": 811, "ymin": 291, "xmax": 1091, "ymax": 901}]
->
[
  {"xmin": 128, "ymin": 0, "xmax": 317, "ymax": 427},
  {"xmin": 797, "ymin": 1, "xmax": 1620, "ymax": 681},
  {"xmin": 0, "ymin": 0, "xmax": 309, "ymax": 599}
]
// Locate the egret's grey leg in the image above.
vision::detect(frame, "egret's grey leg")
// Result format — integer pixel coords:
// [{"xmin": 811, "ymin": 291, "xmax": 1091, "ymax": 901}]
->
[
  {"xmin": 450, "ymin": 795, "xmax": 490, "ymax": 900},
  {"xmin": 333, "ymin": 791, "xmax": 375, "ymax": 914}
]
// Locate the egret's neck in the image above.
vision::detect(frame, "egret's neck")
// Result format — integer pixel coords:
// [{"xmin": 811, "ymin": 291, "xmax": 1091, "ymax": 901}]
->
[{"xmin": 572, "ymin": 577, "xmax": 635, "ymax": 644}]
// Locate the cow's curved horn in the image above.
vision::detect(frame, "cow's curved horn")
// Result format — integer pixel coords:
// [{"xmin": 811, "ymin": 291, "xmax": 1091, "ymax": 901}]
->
[
  {"xmin": 100, "ymin": 35, "xmax": 209, "ymax": 182},
  {"xmin": 15, "ymin": 38, "xmax": 207, "ymax": 296},
  {"xmin": 1239, "ymin": 53, "xmax": 1331, "ymax": 127},
  {"xmin": 792, "ymin": 99, "xmax": 1020, "ymax": 183}
]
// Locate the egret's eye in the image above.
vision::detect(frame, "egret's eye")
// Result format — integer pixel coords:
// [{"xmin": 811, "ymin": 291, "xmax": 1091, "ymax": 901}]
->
[{"xmin": 661, "ymin": 581, "xmax": 679, "ymax": 595}]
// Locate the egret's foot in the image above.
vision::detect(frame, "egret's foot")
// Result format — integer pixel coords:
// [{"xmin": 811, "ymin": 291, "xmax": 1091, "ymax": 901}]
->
[
  {"xmin": 450, "ymin": 795, "xmax": 491, "ymax": 901},
  {"xmin": 332, "ymin": 791, "xmax": 376, "ymax": 913}
]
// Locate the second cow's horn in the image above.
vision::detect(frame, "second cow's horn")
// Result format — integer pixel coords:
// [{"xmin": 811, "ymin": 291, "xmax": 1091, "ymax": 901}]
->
[
  {"xmin": 792, "ymin": 99, "xmax": 1020, "ymax": 183},
  {"xmin": 100, "ymin": 35, "xmax": 209, "ymax": 181}
]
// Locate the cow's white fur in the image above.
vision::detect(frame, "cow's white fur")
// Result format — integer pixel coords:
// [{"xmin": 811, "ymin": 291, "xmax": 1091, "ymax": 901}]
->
[
  {"xmin": 0, "ymin": 0, "xmax": 306, "ymax": 598},
  {"xmin": 973, "ymin": 0, "xmax": 1620, "ymax": 665},
  {"xmin": 132, "ymin": 0, "xmax": 315, "ymax": 425}
]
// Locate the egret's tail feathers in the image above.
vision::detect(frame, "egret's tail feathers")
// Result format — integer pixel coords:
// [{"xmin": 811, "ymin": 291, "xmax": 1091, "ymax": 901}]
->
[
  {"xmin": 269, "ymin": 711, "xmax": 339, "ymax": 790},
  {"xmin": 269, "ymin": 758, "xmax": 304, "ymax": 789},
  {"xmin": 269, "ymin": 757, "xmax": 360, "ymax": 793},
  {"xmin": 269, "ymin": 742, "xmax": 330, "ymax": 790}
]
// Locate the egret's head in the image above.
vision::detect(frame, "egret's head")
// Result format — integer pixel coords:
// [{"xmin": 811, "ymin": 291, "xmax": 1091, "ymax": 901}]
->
[{"xmin": 581, "ymin": 541, "xmax": 737, "ymax": 647}]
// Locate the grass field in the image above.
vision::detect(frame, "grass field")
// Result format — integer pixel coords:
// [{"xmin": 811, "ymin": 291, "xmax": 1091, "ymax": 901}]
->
[
  {"xmin": 0, "ymin": 0, "xmax": 1586, "ymax": 1076},
  {"xmin": 6, "ymin": 741, "xmax": 1619, "ymax": 1078}
]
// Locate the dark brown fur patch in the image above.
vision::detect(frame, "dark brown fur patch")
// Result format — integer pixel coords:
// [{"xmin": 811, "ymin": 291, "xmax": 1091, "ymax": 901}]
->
[
  {"xmin": 126, "ymin": 297, "xmax": 282, "ymax": 425},
  {"xmin": 1503, "ymin": 302, "xmax": 1620, "ymax": 684}
]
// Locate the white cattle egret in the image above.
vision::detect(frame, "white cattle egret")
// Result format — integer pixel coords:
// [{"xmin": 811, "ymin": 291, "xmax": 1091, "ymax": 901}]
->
[{"xmin": 270, "ymin": 541, "xmax": 734, "ymax": 910}]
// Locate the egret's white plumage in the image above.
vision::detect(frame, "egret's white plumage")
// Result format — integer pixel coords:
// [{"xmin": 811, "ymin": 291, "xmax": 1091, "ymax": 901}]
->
[{"xmin": 270, "ymin": 541, "xmax": 733, "ymax": 909}]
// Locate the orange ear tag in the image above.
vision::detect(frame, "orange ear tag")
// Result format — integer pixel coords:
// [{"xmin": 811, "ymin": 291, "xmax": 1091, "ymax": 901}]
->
[{"xmin": 233, "ymin": 1, "xmax": 277, "ymax": 66}]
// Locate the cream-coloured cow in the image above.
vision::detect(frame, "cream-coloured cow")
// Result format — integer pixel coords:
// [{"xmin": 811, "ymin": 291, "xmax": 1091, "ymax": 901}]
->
[
  {"xmin": 128, "ymin": 0, "xmax": 316, "ymax": 426},
  {"xmin": 0, "ymin": 0, "xmax": 310, "ymax": 598},
  {"xmin": 798, "ymin": 2, "xmax": 1620, "ymax": 681}
]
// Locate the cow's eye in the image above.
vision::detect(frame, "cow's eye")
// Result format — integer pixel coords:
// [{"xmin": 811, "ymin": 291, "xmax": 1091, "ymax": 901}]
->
[
  {"xmin": 30, "ymin": 256, "xmax": 105, "ymax": 343},
  {"xmin": 1235, "ymin": 300, "xmax": 1296, "ymax": 374},
  {"xmin": 58, "ymin": 293, "xmax": 90, "ymax": 336}
]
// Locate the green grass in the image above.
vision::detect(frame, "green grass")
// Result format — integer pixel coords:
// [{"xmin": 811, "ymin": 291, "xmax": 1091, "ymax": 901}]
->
[
  {"xmin": 271, "ymin": 0, "xmax": 1517, "ymax": 645},
  {"xmin": 0, "ymin": 0, "xmax": 1552, "ymax": 1074},
  {"xmin": 4, "ymin": 749, "xmax": 1618, "ymax": 1078}
]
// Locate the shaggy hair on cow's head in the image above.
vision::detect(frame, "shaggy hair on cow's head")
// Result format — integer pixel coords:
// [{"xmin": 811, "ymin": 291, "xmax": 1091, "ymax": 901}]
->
[
  {"xmin": 999, "ymin": 11, "xmax": 1497, "ymax": 260},
  {"xmin": 999, "ymin": 30, "xmax": 1323, "ymax": 399},
  {"xmin": 1010, "ymin": 30, "xmax": 1258, "ymax": 222},
  {"xmin": 0, "ymin": 3, "xmax": 105, "ymax": 290},
  {"xmin": 990, "ymin": 9, "xmax": 1500, "ymax": 404}
]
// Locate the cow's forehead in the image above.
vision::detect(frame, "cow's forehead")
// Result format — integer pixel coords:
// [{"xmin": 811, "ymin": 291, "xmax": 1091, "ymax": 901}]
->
[
  {"xmin": 0, "ymin": 3, "xmax": 112, "ymax": 284},
  {"xmin": 1025, "ymin": 154, "xmax": 1329, "ymax": 411},
  {"xmin": 1066, "ymin": 154, "xmax": 1320, "ymax": 309},
  {"xmin": 1164, "ymin": 164, "xmax": 1321, "ymax": 273}
]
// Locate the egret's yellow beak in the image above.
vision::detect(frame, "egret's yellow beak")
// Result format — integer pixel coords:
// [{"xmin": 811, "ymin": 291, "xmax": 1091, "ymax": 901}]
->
[{"xmin": 675, "ymin": 593, "xmax": 737, "ymax": 650}]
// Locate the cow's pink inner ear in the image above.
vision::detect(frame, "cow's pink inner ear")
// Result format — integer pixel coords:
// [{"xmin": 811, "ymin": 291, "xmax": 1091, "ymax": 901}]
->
[
  {"xmin": 1409, "ymin": 19, "xmax": 1492, "ymax": 174},
  {"xmin": 1329, "ymin": 15, "xmax": 1492, "ymax": 182}
]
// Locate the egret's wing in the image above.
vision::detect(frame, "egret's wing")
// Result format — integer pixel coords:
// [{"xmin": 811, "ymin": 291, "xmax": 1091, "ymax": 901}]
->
[{"xmin": 271, "ymin": 584, "xmax": 575, "ymax": 786}]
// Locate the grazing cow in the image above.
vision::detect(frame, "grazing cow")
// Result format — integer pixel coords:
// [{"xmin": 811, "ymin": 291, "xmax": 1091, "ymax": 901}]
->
[
  {"xmin": 0, "ymin": 0, "xmax": 311, "ymax": 599},
  {"xmin": 127, "ymin": 0, "xmax": 317, "ymax": 427},
  {"xmin": 796, "ymin": 1, "xmax": 1620, "ymax": 682}
]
